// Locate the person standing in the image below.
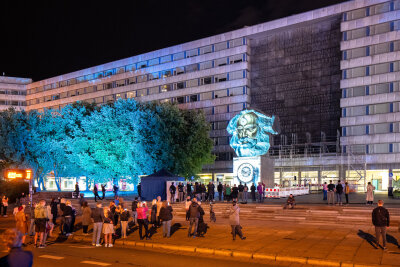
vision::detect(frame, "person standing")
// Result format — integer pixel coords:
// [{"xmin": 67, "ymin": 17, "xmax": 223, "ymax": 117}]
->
[
  {"xmin": 50, "ymin": 198, "xmax": 58, "ymax": 225},
  {"xmin": 63, "ymin": 201, "xmax": 74, "ymax": 236},
  {"xmin": 137, "ymin": 202, "xmax": 150, "ymax": 240},
  {"xmin": 101, "ymin": 184, "xmax": 106, "ymax": 200},
  {"xmin": 0, "ymin": 195, "xmax": 3, "ymax": 216},
  {"xmin": 344, "ymin": 182, "xmax": 350, "ymax": 205},
  {"xmin": 169, "ymin": 182, "xmax": 176, "ymax": 203},
  {"xmin": 159, "ymin": 201, "xmax": 173, "ymax": 238},
  {"xmin": 28, "ymin": 203, "xmax": 36, "ymax": 236},
  {"xmin": 0, "ymin": 229, "xmax": 33, "ymax": 267},
  {"xmin": 238, "ymin": 183, "xmax": 244, "ymax": 202},
  {"xmin": 150, "ymin": 199, "xmax": 158, "ymax": 228},
  {"xmin": 229, "ymin": 201, "xmax": 246, "ymax": 241},
  {"xmin": 93, "ymin": 185, "xmax": 101, "ymax": 202},
  {"xmin": 131, "ymin": 197, "xmax": 139, "ymax": 225},
  {"xmin": 137, "ymin": 183, "xmax": 142, "ymax": 200},
  {"xmin": 207, "ymin": 182, "xmax": 215, "ymax": 202},
  {"xmin": 251, "ymin": 183, "xmax": 256, "ymax": 202},
  {"xmin": 81, "ymin": 201, "xmax": 92, "ymax": 235},
  {"xmin": 257, "ymin": 183, "xmax": 263, "ymax": 203},
  {"xmin": 34, "ymin": 200, "xmax": 48, "ymax": 248},
  {"xmin": 188, "ymin": 198, "xmax": 204, "ymax": 238},
  {"xmin": 231, "ymin": 184, "xmax": 239, "ymax": 202},
  {"xmin": 103, "ymin": 207, "xmax": 114, "ymax": 247},
  {"xmin": 113, "ymin": 184, "xmax": 119, "ymax": 199},
  {"xmin": 156, "ymin": 196, "xmax": 163, "ymax": 226},
  {"xmin": 201, "ymin": 183, "xmax": 206, "ymax": 202},
  {"xmin": 120, "ymin": 207, "xmax": 130, "ymax": 239},
  {"xmin": 372, "ymin": 200, "xmax": 390, "ymax": 250},
  {"xmin": 225, "ymin": 184, "xmax": 231, "ymax": 202},
  {"xmin": 15, "ymin": 206, "xmax": 28, "ymax": 245},
  {"xmin": 366, "ymin": 182, "xmax": 375, "ymax": 205},
  {"xmin": 327, "ymin": 180, "xmax": 335, "ymax": 205},
  {"xmin": 2, "ymin": 195, "xmax": 9, "ymax": 217},
  {"xmin": 335, "ymin": 180, "xmax": 343, "ymax": 206},
  {"xmin": 75, "ymin": 182, "xmax": 80, "ymax": 198},
  {"xmin": 178, "ymin": 182, "xmax": 184, "ymax": 202},
  {"xmin": 217, "ymin": 182, "xmax": 223, "ymax": 201},
  {"xmin": 91, "ymin": 202, "xmax": 104, "ymax": 247},
  {"xmin": 185, "ymin": 196, "xmax": 191, "ymax": 221},
  {"xmin": 243, "ymin": 184, "xmax": 249, "ymax": 203},
  {"xmin": 186, "ymin": 182, "xmax": 192, "ymax": 199},
  {"xmin": 322, "ymin": 182, "xmax": 328, "ymax": 201}
]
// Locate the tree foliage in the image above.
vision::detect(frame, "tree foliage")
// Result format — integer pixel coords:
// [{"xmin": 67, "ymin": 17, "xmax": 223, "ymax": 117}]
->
[{"xmin": 0, "ymin": 99, "xmax": 214, "ymax": 190}]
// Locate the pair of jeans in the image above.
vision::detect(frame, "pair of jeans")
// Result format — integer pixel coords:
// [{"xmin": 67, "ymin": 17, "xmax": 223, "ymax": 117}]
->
[
  {"xmin": 162, "ymin": 220, "xmax": 171, "ymax": 237},
  {"xmin": 327, "ymin": 191, "xmax": 335, "ymax": 205},
  {"xmin": 137, "ymin": 219, "xmax": 149, "ymax": 239},
  {"xmin": 29, "ymin": 218, "xmax": 36, "ymax": 235},
  {"xmin": 323, "ymin": 190, "xmax": 327, "ymax": 200},
  {"xmin": 243, "ymin": 192, "xmax": 248, "ymax": 202},
  {"xmin": 132, "ymin": 211, "xmax": 138, "ymax": 225},
  {"xmin": 120, "ymin": 221, "xmax": 128, "ymax": 238},
  {"xmin": 336, "ymin": 193, "xmax": 343, "ymax": 203},
  {"xmin": 258, "ymin": 193, "xmax": 263, "ymax": 203},
  {"xmin": 64, "ymin": 216, "xmax": 72, "ymax": 234},
  {"xmin": 218, "ymin": 192, "xmax": 223, "ymax": 201},
  {"xmin": 238, "ymin": 192, "xmax": 243, "ymax": 202},
  {"xmin": 231, "ymin": 225, "xmax": 243, "ymax": 239},
  {"xmin": 179, "ymin": 192, "xmax": 184, "ymax": 202},
  {"xmin": 82, "ymin": 225, "xmax": 89, "ymax": 234},
  {"xmin": 375, "ymin": 226, "xmax": 387, "ymax": 247},
  {"xmin": 345, "ymin": 194, "xmax": 349, "ymax": 204},
  {"xmin": 188, "ymin": 218, "xmax": 199, "ymax": 236},
  {"xmin": 92, "ymin": 222, "xmax": 103, "ymax": 245}
]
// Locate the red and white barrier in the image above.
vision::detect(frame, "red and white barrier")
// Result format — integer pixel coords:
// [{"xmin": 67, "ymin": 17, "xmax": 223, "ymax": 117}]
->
[{"xmin": 264, "ymin": 186, "xmax": 309, "ymax": 198}]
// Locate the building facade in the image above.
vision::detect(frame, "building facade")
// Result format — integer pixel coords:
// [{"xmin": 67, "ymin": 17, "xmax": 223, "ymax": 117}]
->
[
  {"xmin": 7, "ymin": 0, "xmax": 400, "ymax": 192},
  {"xmin": 0, "ymin": 76, "xmax": 30, "ymax": 111}
]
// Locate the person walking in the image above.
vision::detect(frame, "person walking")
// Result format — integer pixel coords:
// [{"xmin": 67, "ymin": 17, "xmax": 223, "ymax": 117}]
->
[
  {"xmin": 243, "ymin": 184, "xmax": 249, "ymax": 203},
  {"xmin": 217, "ymin": 182, "xmax": 223, "ymax": 201},
  {"xmin": 15, "ymin": 206, "xmax": 28, "ymax": 245},
  {"xmin": 257, "ymin": 183, "xmax": 263, "ymax": 203},
  {"xmin": 0, "ymin": 229, "xmax": 33, "ymax": 267},
  {"xmin": 372, "ymin": 200, "xmax": 390, "ymax": 250},
  {"xmin": 238, "ymin": 183, "xmax": 244, "ymax": 202},
  {"xmin": 178, "ymin": 182, "xmax": 184, "ymax": 202},
  {"xmin": 93, "ymin": 185, "xmax": 101, "ymax": 202},
  {"xmin": 101, "ymin": 184, "xmax": 106, "ymax": 200},
  {"xmin": 344, "ymin": 182, "xmax": 350, "ymax": 205},
  {"xmin": 81, "ymin": 201, "xmax": 92, "ymax": 235},
  {"xmin": 188, "ymin": 198, "xmax": 204, "ymax": 238},
  {"xmin": 159, "ymin": 201, "xmax": 173, "ymax": 238},
  {"xmin": 2, "ymin": 195, "xmax": 9, "ymax": 217},
  {"xmin": 91, "ymin": 202, "xmax": 104, "ymax": 247},
  {"xmin": 131, "ymin": 197, "xmax": 139, "ymax": 225},
  {"xmin": 34, "ymin": 200, "xmax": 48, "ymax": 248},
  {"xmin": 327, "ymin": 180, "xmax": 335, "ymax": 205},
  {"xmin": 75, "ymin": 182, "xmax": 80, "ymax": 198},
  {"xmin": 169, "ymin": 182, "xmax": 176, "ymax": 203},
  {"xmin": 366, "ymin": 182, "xmax": 375, "ymax": 205},
  {"xmin": 50, "ymin": 198, "xmax": 58, "ymax": 225},
  {"xmin": 137, "ymin": 202, "xmax": 150, "ymax": 240},
  {"xmin": 120, "ymin": 207, "xmax": 130, "ymax": 239},
  {"xmin": 322, "ymin": 182, "xmax": 328, "ymax": 200},
  {"xmin": 335, "ymin": 180, "xmax": 343, "ymax": 206},
  {"xmin": 251, "ymin": 183, "xmax": 256, "ymax": 202},
  {"xmin": 103, "ymin": 207, "xmax": 114, "ymax": 247},
  {"xmin": 229, "ymin": 201, "xmax": 246, "ymax": 241}
]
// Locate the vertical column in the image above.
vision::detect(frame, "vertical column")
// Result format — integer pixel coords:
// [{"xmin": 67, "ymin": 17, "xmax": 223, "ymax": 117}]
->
[
  {"xmin": 279, "ymin": 169, "xmax": 283, "ymax": 186},
  {"xmin": 388, "ymin": 168, "xmax": 393, "ymax": 196},
  {"xmin": 317, "ymin": 168, "xmax": 322, "ymax": 186},
  {"xmin": 298, "ymin": 170, "xmax": 302, "ymax": 186}
]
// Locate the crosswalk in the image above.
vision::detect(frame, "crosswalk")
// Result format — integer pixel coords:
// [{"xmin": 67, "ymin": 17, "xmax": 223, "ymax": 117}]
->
[{"xmin": 39, "ymin": 254, "xmax": 111, "ymax": 266}]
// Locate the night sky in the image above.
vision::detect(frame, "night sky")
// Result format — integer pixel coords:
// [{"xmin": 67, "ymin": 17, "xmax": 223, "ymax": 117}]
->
[{"xmin": 2, "ymin": 0, "xmax": 347, "ymax": 82}]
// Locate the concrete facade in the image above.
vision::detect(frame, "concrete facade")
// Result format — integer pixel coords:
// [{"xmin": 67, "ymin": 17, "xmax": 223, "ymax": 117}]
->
[
  {"xmin": 0, "ymin": 76, "xmax": 31, "ymax": 111},
  {"xmin": 4, "ymin": 0, "xmax": 400, "ymax": 191}
]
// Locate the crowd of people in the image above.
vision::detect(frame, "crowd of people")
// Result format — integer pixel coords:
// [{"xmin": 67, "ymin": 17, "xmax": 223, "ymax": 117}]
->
[{"xmin": 322, "ymin": 180, "xmax": 376, "ymax": 206}]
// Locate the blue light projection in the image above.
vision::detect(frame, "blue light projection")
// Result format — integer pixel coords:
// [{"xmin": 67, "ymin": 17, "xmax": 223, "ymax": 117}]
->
[{"xmin": 227, "ymin": 109, "xmax": 277, "ymax": 157}]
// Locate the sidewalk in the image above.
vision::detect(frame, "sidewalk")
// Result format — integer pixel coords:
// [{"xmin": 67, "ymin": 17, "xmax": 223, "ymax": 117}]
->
[{"xmin": 71, "ymin": 217, "xmax": 400, "ymax": 267}]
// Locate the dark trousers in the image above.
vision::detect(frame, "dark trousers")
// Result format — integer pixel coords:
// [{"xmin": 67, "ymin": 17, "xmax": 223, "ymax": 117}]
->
[
  {"xmin": 52, "ymin": 211, "xmax": 57, "ymax": 224},
  {"xmin": 345, "ymin": 194, "xmax": 349, "ymax": 204},
  {"xmin": 82, "ymin": 225, "xmax": 89, "ymax": 234},
  {"xmin": 231, "ymin": 225, "xmax": 243, "ymax": 240},
  {"xmin": 375, "ymin": 226, "xmax": 387, "ymax": 247},
  {"xmin": 102, "ymin": 191, "xmax": 105, "ymax": 199},
  {"xmin": 64, "ymin": 216, "xmax": 72, "ymax": 234},
  {"xmin": 252, "ymin": 192, "xmax": 256, "ymax": 201},
  {"xmin": 218, "ymin": 192, "xmax": 222, "ymax": 201},
  {"xmin": 2, "ymin": 206, "xmax": 7, "ymax": 215},
  {"xmin": 137, "ymin": 219, "xmax": 149, "ymax": 239},
  {"xmin": 94, "ymin": 193, "xmax": 101, "ymax": 202}
]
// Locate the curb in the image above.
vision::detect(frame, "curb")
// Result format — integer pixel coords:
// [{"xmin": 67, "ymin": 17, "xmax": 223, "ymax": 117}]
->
[{"xmin": 77, "ymin": 236, "xmax": 396, "ymax": 267}]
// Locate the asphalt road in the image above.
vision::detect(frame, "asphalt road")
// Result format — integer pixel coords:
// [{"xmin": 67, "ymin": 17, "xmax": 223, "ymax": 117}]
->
[{"xmin": 0, "ymin": 243, "xmax": 289, "ymax": 267}]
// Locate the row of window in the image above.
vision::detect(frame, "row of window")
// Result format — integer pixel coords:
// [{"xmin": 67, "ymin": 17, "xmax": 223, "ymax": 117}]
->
[
  {"xmin": 27, "ymin": 70, "xmax": 248, "ymax": 106},
  {"xmin": 0, "ymin": 100, "xmax": 26, "ymax": 106},
  {"xmin": 27, "ymin": 38, "xmax": 247, "ymax": 95},
  {"xmin": 342, "ymin": 82, "xmax": 400, "ymax": 98},
  {"xmin": 343, "ymin": 19, "xmax": 400, "ymax": 41},
  {"xmin": 343, "ymin": 101, "xmax": 400, "ymax": 117},
  {"xmin": 342, "ymin": 61, "xmax": 400, "ymax": 79},
  {"xmin": 214, "ymin": 152, "xmax": 235, "ymax": 161},
  {"xmin": 342, "ymin": 122, "xmax": 399, "ymax": 136},
  {"xmin": 0, "ymin": 89, "xmax": 26, "ymax": 96},
  {"xmin": 342, "ymin": 40, "xmax": 400, "ymax": 60},
  {"xmin": 343, "ymin": 1, "xmax": 399, "ymax": 22},
  {"xmin": 343, "ymin": 143, "xmax": 400, "ymax": 154}
]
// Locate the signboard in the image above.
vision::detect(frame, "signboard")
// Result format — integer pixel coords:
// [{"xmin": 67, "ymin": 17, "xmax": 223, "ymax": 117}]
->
[{"xmin": 4, "ymin": 169, "xmax": 32, "ymax": 180}]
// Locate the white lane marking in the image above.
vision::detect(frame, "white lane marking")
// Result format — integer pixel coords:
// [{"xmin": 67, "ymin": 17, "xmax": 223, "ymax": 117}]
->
[
  {"xmin": 39, "ymin": 255, "xmax": 65, "ymax": 260},
  {"xmin": 81, "ymin": 261, "xmax": 111, "ymax": 266},
  {"xmin": 69, "ymin": 245, "xmax": 95, "ymax": 249}
]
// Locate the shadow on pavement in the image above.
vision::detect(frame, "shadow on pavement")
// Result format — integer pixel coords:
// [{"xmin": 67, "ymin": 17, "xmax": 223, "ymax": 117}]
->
[
  {"xmin": 387, "ymin": 234, "xmax": 400, "ymax": 248},
  {"xmin": 170, "ymin": 223, "xmax": 182, "ymax": 236},
  {"xmin": 357, "ymin": 230, "xmax": 378, "ymax": 249}
]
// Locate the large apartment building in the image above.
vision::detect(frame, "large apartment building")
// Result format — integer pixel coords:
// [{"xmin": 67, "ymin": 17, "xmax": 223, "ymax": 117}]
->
[
  {"xmin": 4, "ymin": 0, "xmax": 400, "ymax": 192},
  {"xmin": 0, "ymin": 76, "xmax": 31, "ymax": 111}
]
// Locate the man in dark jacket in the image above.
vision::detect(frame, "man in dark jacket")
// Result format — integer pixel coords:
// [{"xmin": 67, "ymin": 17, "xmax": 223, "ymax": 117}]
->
[
  {"xmin": 137, "ymin": 183, "xmax": 142, "ymax": 200},
  {"xmin": 131, "ymin": 197, "xmax": 138, "ymax": 225},
  {"xmin": 101, "ymin": 184, "xmax": 106, "ymax": 199},
  {"xmin": 207, "ymin": 182, "xmax": 215, "ymax": 202},
  {"xmin": 75, "ymin": 182, "xmax": 80, "ymax": 198},
  {"xmin": 91, "ymin": 203, "xmax": 104, "ymax": 246},
  {"xmin": 93, "ymin": 185, "xmax": 101, "ymax": 202},
  {"xmin": 372, "ymin": 200, "xmax": 390, "ymax": 250},
  {"xmin": 327, "ymin": 180, "xmax": 336, "ymax": 205},
  {"xmin": 178, "ymin": 182, "xmax": 184, "ymax": 202},
  {"xmin": 186, "ymin": 182, "xmax": 192, "ymax": 198},
  {"xmin": 169, "ymin": 182, "xmax": 176, "ymax": 203},
  {"xmin": 188, "ymin": 199, "xmax": 204, "ymax": 238},
  {"xmin": 217, "ymin": 182, "xmax": 223, "ymax": 201},
  {"xmin": 250, "ymin": 183, "xmax": 256, "ymax": 202},
  {"xmin": 335, "ymin": 180, "xmax": 343, "ymax": 206},
  {"xmin": 238, "ymin": 183, "xmax": 244, "ymax": 202}
]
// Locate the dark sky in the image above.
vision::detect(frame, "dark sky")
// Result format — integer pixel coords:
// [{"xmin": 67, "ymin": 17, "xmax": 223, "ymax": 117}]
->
[{"xmin": 2, "ymin": 0, "xmax": 347, "ymax": 82}]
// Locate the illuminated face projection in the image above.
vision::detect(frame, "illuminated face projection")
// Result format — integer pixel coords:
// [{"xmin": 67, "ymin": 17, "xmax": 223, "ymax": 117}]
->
[{"xmin": 227, "ymin": 110, "xmax": 277, "ymax": 157}]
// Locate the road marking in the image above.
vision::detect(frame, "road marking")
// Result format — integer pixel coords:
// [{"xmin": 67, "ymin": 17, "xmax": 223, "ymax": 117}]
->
[
  {"xmin": 81, "ymin": 261, "xmax": 111, "ymax": 266},
  {"xmin": 69, "ymin": 245, "xmax": 95, "ymax": 249},
  {"xmin": 39, "ymin": 255, "xmax": 65, "ymax": 260}
]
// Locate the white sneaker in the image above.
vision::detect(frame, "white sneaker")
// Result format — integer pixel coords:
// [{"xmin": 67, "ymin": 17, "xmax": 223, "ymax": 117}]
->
[
  {"xmin": 108, "ymin": 244, "xmax": 113, "ymax": 248},
  {"xmin": 92, "ymin": 243, "xmax": 96, "ymax": 246},
  {"xmin": 104, "ymin": 244, "xmax": 108, "ymax": 247},
  {"xmin": 96, "ymin": 244, "xmax": 101, "ymax": 247}
]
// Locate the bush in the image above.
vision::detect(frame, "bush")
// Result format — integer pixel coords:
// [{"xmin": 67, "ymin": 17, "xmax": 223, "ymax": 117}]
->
[
  {"xmin": 0, "ymin": 180, "xmax": 29, "ymax": 203},
  {"xmin": 393, "ymin": 190, "xmax": 400, "ymax": 198}
]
